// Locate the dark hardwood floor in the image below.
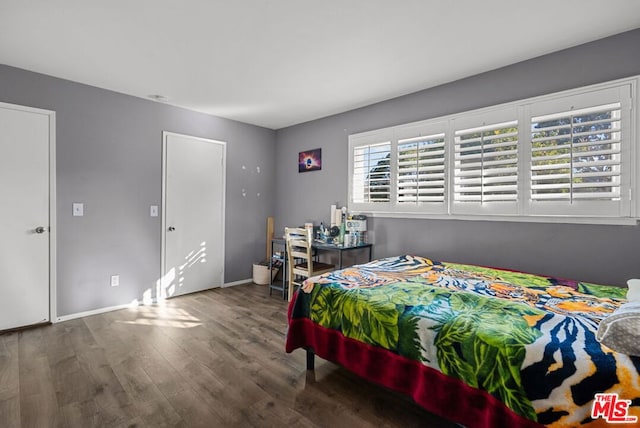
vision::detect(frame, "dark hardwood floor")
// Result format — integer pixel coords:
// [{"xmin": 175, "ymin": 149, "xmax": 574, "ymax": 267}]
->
[{"xmin": 0, "ymin": 283, "xmax": 457, "ymax": 427}]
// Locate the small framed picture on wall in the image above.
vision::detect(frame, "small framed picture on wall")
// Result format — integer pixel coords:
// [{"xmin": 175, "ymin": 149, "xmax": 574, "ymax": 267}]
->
[{"xmin": 298, "ymin": 148, "xmax": 322, "ymax": 173}]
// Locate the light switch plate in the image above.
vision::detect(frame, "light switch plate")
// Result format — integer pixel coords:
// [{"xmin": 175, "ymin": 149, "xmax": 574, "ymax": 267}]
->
[
  {"xmin": 73, "ymin": 203, "xmax": 84, "ymax": 216},
  {"xmin": 150, "ymin": 205, "xmax": 158, "ymax": 217}
]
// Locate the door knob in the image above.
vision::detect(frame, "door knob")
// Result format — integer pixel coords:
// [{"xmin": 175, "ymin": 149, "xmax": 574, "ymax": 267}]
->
[
  {"xmin": 35, "ymin": 226, "xmax": 47, "ymax": 234},
  {"xmin": 168, "ymin": 226, "xmax": 176, "ymax": 231}
]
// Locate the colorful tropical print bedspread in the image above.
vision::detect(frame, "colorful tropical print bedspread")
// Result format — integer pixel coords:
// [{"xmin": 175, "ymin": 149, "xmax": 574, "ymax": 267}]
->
[{"xmin": 298, "ymin": 255, "xmax": 640, "ymax": 427}]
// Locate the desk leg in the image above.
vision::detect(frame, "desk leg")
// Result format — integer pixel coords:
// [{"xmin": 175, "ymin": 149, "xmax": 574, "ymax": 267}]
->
[
  {"xmin": 268, "ymin": 240, "xmax": 274, "ymax": 296},
  {"xmin": 368, "ymin": 246, "xmax": 372, "ymax": 262},
  {"xmin": 339, "ymin": 251, "xmax": 343, "ymax": 270}
]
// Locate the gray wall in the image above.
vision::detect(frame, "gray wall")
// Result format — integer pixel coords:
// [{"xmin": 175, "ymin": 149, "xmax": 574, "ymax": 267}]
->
[
  {"xmin": 0, "ymin": 64, "xmax": 276, "ymax": 317},
  {"xmin": 275, "ymin": 28, "xmax": 640, "ymax": 286}
]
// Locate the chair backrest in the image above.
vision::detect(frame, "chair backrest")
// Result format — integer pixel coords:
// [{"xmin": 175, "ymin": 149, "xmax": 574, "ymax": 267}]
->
[
  {"xmin": 284, "ymin": 226, "xmax": 314, "ymax": 278},
  {"xmin": 285, "ymin": 227, "xmax": 336, "ymax": 301},
  {"xmin": 284, "ymin": 227, "xmax": 314, "ymax": 301}
]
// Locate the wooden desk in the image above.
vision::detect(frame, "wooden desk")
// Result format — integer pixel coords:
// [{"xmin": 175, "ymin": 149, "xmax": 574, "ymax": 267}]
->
[{"xmin": 268, "ymin": 238, "xmax": 374, "ymax": 300}]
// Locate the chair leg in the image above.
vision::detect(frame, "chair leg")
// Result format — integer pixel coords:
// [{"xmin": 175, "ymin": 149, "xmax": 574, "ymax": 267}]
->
[{"xmin": 287, "ymin": 267, "xmax": 293, "ymax": 301}]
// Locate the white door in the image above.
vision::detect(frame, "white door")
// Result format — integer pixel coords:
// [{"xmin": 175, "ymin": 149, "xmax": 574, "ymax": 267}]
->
[
  {"xmin": 0, "ymin": 103, "xmax": 54, "ymax": 331},
  {"xmin": 161, "ymin": 132, "xmax": 225, "ymax": 298}
]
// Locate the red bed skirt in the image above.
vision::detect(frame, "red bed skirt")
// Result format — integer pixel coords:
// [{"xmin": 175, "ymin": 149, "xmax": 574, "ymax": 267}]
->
[{"xmin": 286, "ymin": 312, "xmax": 543, "ymax": 428}]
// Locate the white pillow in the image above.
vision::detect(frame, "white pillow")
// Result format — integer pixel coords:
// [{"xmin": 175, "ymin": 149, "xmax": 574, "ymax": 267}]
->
[
  {"xmin": 627, "ymin": 278, "xmax": 640, "ymax": 301},
  {"xmin": 596, "ymin": 301, "xmax": 640, "ymax": 357}
]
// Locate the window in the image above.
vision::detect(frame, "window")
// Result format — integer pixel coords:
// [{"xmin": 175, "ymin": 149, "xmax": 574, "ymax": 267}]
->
[
  {"xmin": 454, "ymin": 121, "xmax": 518, "ymax": 203},
  {"xmin": 397, "ymin": 133, "xmax": 446, "ymax": 204},
  {"xmin": 526, "ymin": 86, "xmax": 631, "ymax": 218},
  {"xmin": 352, "ymin": 142, "xmax": 391, "ymax": 203},
  {"xmin": 451, "ymin": 108, "xmax": 519, "ymax": 216},
  {"xmin": 348, "ymin": 77, "xmax": 637, "ymax": 223},
  {"xmin": 350, "ymin": 131, "xmax": 392, "ymax": 210}
]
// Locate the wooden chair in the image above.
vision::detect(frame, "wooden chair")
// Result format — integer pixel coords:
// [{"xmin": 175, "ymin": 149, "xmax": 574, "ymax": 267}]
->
[{"xmin": 285, "ymin": 227, "xmax": 335, "ymax": 301}]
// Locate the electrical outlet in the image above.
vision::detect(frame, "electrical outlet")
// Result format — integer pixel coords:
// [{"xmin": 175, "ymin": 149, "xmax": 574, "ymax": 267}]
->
[{"xmin": 110, "ymin": 275, "xmax": 119, "ymax": 287}]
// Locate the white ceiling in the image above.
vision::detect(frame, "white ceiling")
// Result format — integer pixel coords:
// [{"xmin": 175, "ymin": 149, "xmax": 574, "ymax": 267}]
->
[{"xmin": 1, "ymin": 1, "xmax": 640, "ymax": 130}]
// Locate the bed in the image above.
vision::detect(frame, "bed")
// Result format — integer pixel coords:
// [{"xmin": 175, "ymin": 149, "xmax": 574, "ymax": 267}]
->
[{"xmin": 285, "ymin": 255, "xmax": 640, "ymax": 428}]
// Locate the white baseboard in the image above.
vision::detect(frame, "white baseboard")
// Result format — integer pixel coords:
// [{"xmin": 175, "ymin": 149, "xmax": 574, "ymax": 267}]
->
[
  {"xmin": 55, "ymin": 279, "xmax": 253, "ymax": 322},
  {"xmin": 223, "ymin": 278, "xmax": 252, "ymax": 288},
  {"xmin": 55, "ymin": 303, "xmax": 135, "ymax": 323}
]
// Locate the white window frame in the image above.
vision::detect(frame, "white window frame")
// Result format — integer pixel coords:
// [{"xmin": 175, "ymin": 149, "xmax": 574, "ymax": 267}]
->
[
  {"xmin": 347, "ymin": 76, "xmax": 639, "ymax": 225},
  {"xmin": 451, "ymin": 107, "xmax": 520, "ymax": 216},
  {"xmin": 349, "ymin": 129, "xmax": 394, "ymax": 213},
  {"xmin": 394, "ymin": 121, "xmax": 449, "ymax": 214},
  {"xmin": 524, "ymin": 86, "xmax": 632, "ymax": 218}
]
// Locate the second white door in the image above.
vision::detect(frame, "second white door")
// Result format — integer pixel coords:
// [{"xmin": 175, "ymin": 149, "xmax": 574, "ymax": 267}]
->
[{"xmin": 162, "ymin": 132, "xmax": 225, "ymax": 298}]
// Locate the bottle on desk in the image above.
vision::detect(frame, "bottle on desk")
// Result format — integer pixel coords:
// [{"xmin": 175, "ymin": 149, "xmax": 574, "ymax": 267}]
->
[
  {"xmin": 350, "ymin": 231, "xmax": 359, "ymax": 246},
  {"xmin": 319, "ymin": 222, "xmax": 327, "ymax": 242}
]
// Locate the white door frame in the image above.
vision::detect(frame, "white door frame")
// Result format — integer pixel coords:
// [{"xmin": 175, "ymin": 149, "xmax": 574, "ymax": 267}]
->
[
  {"xmin": 0, "ymin": 101, "xmax": 57, "ymax": 325},
  {"xmin": 160, "ymin": 131, "xmax": 226, "ymax": 299}
]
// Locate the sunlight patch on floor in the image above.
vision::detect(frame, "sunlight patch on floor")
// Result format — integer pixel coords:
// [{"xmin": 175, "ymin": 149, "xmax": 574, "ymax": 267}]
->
[{"xmin": 117, "ymin": 304, "xmax": 202, "ymax": 329}]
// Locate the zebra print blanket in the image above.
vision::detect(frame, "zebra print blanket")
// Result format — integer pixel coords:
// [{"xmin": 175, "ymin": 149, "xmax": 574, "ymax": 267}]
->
[{"xmin": 291, "ymin": 255, "xmax": 639, "ymax": 427}]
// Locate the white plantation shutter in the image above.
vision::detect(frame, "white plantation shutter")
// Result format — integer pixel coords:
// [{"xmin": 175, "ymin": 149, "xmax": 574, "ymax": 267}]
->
[
  {"xmin": 397, "ymin": 133, "xmax": 446, "ymax": 205},
  {"xmin": 351, "ymin": 139, "xmax": 392, "ymax": 205},
  {"xmin": 348, "ymin": 78, "xmax": 636, "ymax": 222},
  {"xmin": 452, "ymin": 110, "xmax": 519, "ymax": 215},
  {"xmin": 528, "ymin": 86, "xmax": 631, "ymax": 217},
  {"xmin": 531, "ymin": 103, "xmax": 621, "ymax": 201}
]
